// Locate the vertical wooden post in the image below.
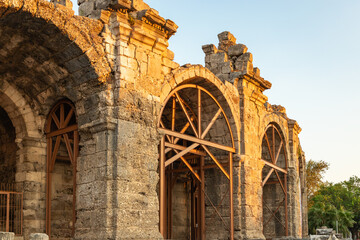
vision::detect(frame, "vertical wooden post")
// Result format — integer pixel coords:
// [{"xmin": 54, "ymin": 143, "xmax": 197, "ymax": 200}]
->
[
  {"xmin": 167, "ymin": 167, "xmax": 173, "ymax": 238},
  {"xmin": 200, "ymin": 156, "xmax": 205, "ymax": 239},
  {"xmin": 6, "ymin": 193, "xmax": 9, "ymax": 232},
  {"xmin": 159, "ymin": 136, "xmax": 166, "ymax": 238},
  {"xmin": 72, "ymin": 130, "xmax": 79, "ymax": 237},
  {"xmin": 46, "ymin": 137, "xmax": 51, "ymax": 237},
  {"xmin": 229, "ymin": 152, "xmax": 234, "ymax": 240}
]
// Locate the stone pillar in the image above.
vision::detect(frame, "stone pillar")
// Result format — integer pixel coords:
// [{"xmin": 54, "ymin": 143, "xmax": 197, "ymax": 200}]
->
[
  {"xmin": 287, "ymin": 121, "xmax": 303, "ymax": 238},
  {"xmin": 75, "ymin": 119, "xmax": 118, "ymax": 240},
  {"xmin": 0, "ymin": 232, "xmax": 14, "ymax": 240},
  {"xmin": 16, "ymin": 137, "xmax": 47, "ymax": 237},
  {"xmin": 29, "ymin": 233, "xmax": 49, "ymax": 240}
]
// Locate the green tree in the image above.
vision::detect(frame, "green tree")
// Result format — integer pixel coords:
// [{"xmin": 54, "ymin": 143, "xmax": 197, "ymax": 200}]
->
[
  {"xmin": 306, "ymin": 159, "xmax": 330, "ymax": 203},
  {"xmin": 308, "ymin": 177, "xmax": 360, "ymax": 238}
]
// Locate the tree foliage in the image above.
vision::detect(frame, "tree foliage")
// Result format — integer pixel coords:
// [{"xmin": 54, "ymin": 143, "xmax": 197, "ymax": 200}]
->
[
  {"xmin": 306, "ymin": 159, "xmax": 329, "ymax": 202},
  {"xmin": 308, "ymin": 176, "xmax": 360, "ymax": 239}
]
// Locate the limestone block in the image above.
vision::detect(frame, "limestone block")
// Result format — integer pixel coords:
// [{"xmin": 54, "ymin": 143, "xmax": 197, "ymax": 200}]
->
[
  {"xmin": 221, "ymin": 61, "xmax": 233, "ymax": 74},
  {"xmin": 202, "ymin": 44, "xmax": 218, "ymax": 55},
  {"xmin": 210, "ymin": 52, "xmax": 228, "ymax": 64},
  {"xmin": 238, "ymin": 52, "xmax": 253, "ymax": 62},
  {"xmin": 217, "ymin": 31, "xmax": 236, "ymax": 51},
  {"xmin": 79, "ymin": 1, "xmax": 95, "ymax": 16},
  {"xmin": 0, "ymin": 232, "xmax": 14, "ymax": 240},
  {"xmin": 110, "ymin": 0, "xmax": 131, "ymax": 9},
  {"xmin": 50, "ymin": 0, "xmax": 73, "ymax": 9},
  {"xmin": 228, "ymin": 44, "xmax": 248, "ymax": 56},
  {"xmin": 132, "ymin": 0, "xmax": 150, "ymax": 11},
  {"xmin": 29, "ymin": 233, "xmax": 49, "ymax": 240},
  {"xmin": 316, "ymin": 228, "xmax": 333, "ymax": 235}
]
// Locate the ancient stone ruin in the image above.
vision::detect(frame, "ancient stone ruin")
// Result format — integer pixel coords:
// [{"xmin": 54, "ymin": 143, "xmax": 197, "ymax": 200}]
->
[{"xmin": 0, "ymin": 0, "xmax": 307, "ymax": 239}]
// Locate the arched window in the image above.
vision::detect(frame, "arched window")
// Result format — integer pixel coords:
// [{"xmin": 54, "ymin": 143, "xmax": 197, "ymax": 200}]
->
[
  {"xmin": 158, "ymin": 84, "xmax": 235, "ymax": 239},
  {"xmin": 261, "ymin": 124, "xmax": 288, "ymax": 238},
  {"xmin": 45, "ymin": 100, "xmax": 78, "ymax": 239}
]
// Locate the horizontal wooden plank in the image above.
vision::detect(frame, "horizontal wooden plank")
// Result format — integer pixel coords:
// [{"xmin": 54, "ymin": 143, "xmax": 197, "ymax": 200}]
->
[
  {"xmin": 160, "ymin": 128, "xmax": 235, "ymax": 153},
  {"xmin": 165, "ymin": 142, "xmax": 207, "ymax": 156},
  {"xmin": 46, "ymin": 125, "xmax": 78, "ymax": 138},
  {"xmin": 261, "ymin": 159, "xmax": 287, "ymax": 174}
]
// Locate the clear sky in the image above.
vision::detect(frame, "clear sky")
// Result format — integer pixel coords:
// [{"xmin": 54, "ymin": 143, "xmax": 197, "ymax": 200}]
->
[{"xmin": 71, "ymin": 0, "xmax": 360, "ymax": 183}]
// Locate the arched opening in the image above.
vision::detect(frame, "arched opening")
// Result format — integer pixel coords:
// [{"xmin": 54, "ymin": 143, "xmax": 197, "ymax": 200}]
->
[
  {"xmin": 45, "ymin": 100, "xmax": 78, "ymax": 239},
  {"xmin": 0, "ymin": 107, "xmax": 17, "ymax": 185},
  {"xmin": 0, "ymin": 106, "xmax": 22, "ymax": 235},
  {"xmin": 261, "ymin": 124, "xmax": 288, "ymax": 239},
  {"xmin": 158, "ymin": 83, "xmax": 235, "ymax": 240}
]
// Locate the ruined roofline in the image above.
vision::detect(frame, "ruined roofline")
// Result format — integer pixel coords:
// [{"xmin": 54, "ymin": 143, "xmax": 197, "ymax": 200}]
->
[
  {"xmin": 202, "ymin": 31, "xmax": 272, "ymax": 91},
  {"xmin": 78, "ymin": 0, "xmax": 178, "ymax": 39}
]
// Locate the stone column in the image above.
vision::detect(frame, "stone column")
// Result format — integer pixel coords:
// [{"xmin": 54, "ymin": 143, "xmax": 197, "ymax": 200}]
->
[
  {"xmin": 75, "ymin": 119, "xmax": 118, "ymax": 240},
  {"xmin": 0, "ymin": 232, "xmax": 14, "ymax": 240},
  {"xmin": 287, "ymin": 121, "xmax": 303, "ymax": 238},
  {"xmin": 16, "ymin": 137, "xmax": 47, "ymax": 237}
]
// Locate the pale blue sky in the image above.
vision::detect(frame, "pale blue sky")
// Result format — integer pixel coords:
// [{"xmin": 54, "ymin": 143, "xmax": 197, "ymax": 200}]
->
[{"xmin": 71, "ymin": 0, "xmax": 360, "ymax": 183}]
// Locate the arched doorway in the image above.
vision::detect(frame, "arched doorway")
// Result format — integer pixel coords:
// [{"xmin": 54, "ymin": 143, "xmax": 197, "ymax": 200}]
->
[
  {"xmin": 0, "ymin": 106, "xmax": 22, "ymax": 235},
  {"xmin": 158, "ymin": 84, "xmax": 235, "ymax": 239},
  {"xmin": 45, "ymin": 100, "xmax": 78, "ymax": 239},
  {"xmin": 261, "ymin": 124, "xmax": 288, "ymax": 238}
]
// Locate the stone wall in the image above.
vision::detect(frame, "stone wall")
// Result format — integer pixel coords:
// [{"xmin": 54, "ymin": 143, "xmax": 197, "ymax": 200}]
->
[
  {"xmin": 0, "ymin": 0, "xmax": 307, "ymax": 239},
  {"xmin": 203, "ymin": 31, "xmax": 307, "ymax": 239}
]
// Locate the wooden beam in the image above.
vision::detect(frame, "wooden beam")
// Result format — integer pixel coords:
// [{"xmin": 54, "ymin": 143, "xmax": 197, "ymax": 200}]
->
[
  {"xmin": 165, "ymin": 142, "xmax": 206, "ymax": 156},
  {"xmin": 160, "ymin": 128, "xmax": 235, "ymax": 153},
  {"xmin": 261, "ymin": 159, "xmax": 287, "ymax": 174},
  {"xmin": 46, "ymin": 125, "xmax": 78, "ymax": 138},
  {"xmin": 175, "ymin": 92, "xmax": 199, "ymax": 137},
  {"xmin": 202, "ymin": 145, "xmax": 230, "ymax": 179},
  {"xmin": 165, "ymin": 143, "xmax": 199, "ymax": 167}
]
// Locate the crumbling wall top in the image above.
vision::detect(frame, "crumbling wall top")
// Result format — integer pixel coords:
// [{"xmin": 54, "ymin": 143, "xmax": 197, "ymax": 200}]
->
[
  {"xmin": 78, "ymin": 0, "xmax": 178, "ymax": 39},
  {"xmin": 203, "ymin": 31, "xmax": 271, "ymax": 92}
]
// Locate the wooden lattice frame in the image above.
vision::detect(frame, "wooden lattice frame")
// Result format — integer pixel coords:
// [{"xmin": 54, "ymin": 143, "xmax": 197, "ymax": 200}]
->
[
  {"xmin": 45, "ymin": 100, "xmax": 78, "ymax": 238},
  {"xmin": 261, "ymin": 124, "xmax": 288, "ymax": 236},
  {"xmin": 158, "ymin": 84, "xmax": 236, "ymax": 239}
]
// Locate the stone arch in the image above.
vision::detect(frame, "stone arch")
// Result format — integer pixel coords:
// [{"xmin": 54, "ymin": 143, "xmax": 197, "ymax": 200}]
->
[
  {"xmin": 158, "ymin": 65, "xmax": 240, "ymax": 239},
  {"xmin": 260, "ymin": 122, "xmax": 289, "ymax": 238},
  {"xmin": 260, "ymin": 114, "xmax": 290, "ymax": 157},
  {"xmin": 0, "ymin": 80, "xmax": 40, "ymax": 139},
  {"xmin": 0, "ymin": 1, "xmax": 112, "ymax": 237},
  {"xmin": 161, "ymin": 65, "xmax": 240, "ymax": 151},
  {"xmin": 0, "ymin": 0, "xmax": 111, "ymax": 82},
  {"xmin": 0, "ymin": 0, "xmax": 112, "ymax": 117}
]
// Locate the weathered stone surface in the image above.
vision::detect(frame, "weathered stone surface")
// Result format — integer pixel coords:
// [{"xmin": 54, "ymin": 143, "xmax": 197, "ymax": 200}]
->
[
  {"xmin": 228, "ymin": 43, "xmax": 248, "ymax": 56},
  {"xmin": 0, "ymin": 232, "xmax": 14, "ymax": 240},
  {"xmin": 29, "ymin": 233, "xmax": 49, "ymax": 240},
  {"xmin": 0, "ymin": 2, "xmax": 306, "ymax": 240},
  {"xmin": 218, "ymin": 31, "xmax": 236, "ymax": 51}
]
